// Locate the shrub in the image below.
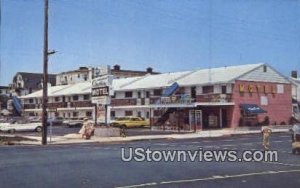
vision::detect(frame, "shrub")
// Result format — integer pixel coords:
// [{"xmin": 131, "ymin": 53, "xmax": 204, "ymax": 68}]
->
[{"xmin": 280, "ymin": 121, "xmax": 286, "ymax": 125}]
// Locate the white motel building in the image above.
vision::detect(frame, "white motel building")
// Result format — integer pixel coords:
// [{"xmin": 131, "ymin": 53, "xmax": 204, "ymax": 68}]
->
[{"xmin": 20, "ymin": 63, "xmax": 293, "ymax": 131}]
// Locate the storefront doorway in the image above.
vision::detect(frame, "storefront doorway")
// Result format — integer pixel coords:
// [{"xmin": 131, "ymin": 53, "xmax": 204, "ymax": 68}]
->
[{"xmin": 189, "ymin": 110, "xmax": 202, "ymax": 131}]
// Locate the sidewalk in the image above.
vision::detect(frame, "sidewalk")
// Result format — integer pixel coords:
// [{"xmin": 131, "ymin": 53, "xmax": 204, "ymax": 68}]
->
[{"xmin": 3, "ymin": 125, "xmax": 292, "ymax": 145}]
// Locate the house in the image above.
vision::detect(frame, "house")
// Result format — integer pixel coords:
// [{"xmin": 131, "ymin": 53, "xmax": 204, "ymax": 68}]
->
[
  {"xmin": 20, "ymin": 63, "xmax": 293, "ymax": 130},
  {"xmin": 10, "ymin": 72, "xmax": 56, "ymax": 96},
  {"xmin": 56, "ymin": 65, "xmax": 159, "ymax": 86}
]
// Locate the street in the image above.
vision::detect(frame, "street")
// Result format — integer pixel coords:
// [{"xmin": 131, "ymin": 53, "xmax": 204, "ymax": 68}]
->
[{"xmin": 0, "ymin": 132, "xmax": 299, "ymax": 188}]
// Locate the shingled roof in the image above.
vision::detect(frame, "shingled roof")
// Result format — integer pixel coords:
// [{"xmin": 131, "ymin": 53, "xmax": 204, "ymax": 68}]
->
[{"xmin": 13, "ymin": 72, "xmax": 56, "ymax": 90}]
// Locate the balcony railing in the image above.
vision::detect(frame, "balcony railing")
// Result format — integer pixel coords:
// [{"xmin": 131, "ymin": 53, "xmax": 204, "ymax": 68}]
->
[
  {"xmin": 196, "ymin": 94, "xmax": 232, "ymax": 103},
  {"xmin": 71, "ymin": 101, "xmax": 93, "ymax": 108},
  {"xmin": 151, "ymin": 95, "xmax": 195, "ymax": 105},
  {"xmin": 111, "ymin": 98, "xmax": 137, "ymax": 106}
]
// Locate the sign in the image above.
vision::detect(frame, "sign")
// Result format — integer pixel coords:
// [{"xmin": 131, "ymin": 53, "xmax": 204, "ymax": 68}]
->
[
  {"xmin": 239, "ymin": 83, "xmax": 277, "ymax": 94},
  {"xmin": 96, "ymin": 105, "xmax": 106, "ymax": 122},
  {"xmin": 93, "ymin": 65, "xmax": 111, "ymax": 78},
  {"xmin": 91, "ymin": 97, "xmax": 111, "ymax": 104},
  {"xmin": 92, "ymin": 86, "xmax": 109, "ymax": 97}
]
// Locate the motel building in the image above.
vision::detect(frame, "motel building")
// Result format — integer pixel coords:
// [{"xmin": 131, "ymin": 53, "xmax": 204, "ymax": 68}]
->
[{"xmin": 20, "ymin": 63, "xmax": 293, "ymax": 131}]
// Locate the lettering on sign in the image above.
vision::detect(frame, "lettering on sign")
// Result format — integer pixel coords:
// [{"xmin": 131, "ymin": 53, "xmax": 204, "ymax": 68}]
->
[
  {"xmin": 92, "ymin": 86, "xmax": 109, "ymax": 97},
  {"xmin": 239, "ymin": 84, "xmax": 245, "ymax": 92},
  {"xmin": 248, "ymin": 85, "xmax": 254, "ymax": 93}
]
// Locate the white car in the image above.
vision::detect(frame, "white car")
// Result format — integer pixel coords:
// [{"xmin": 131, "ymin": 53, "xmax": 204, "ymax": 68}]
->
[{"xmin": 0, "ymin": 121, "xmax": 42, "ymax": 133}]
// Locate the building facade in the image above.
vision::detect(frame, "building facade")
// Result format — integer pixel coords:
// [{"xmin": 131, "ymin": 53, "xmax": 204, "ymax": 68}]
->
[{"xmin": 21, "ymin": 63, "xmax": 293, "ymax": 130}]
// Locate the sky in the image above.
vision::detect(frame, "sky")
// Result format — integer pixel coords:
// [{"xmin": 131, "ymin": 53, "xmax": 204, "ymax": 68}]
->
[{"xmin": 1, "ymin": 0, "xmax": 300, "ymax": 86}]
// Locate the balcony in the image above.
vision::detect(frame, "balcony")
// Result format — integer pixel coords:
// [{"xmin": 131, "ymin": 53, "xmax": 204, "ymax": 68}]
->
[
  {"xmin": 196, "ymin": 94, "xmax": 232, "ymax": 103},
  {"xmin": 48, "ymin": 102, "xmax": 68, "ymax": 109},
  {"xmin": 23, "ymin": 104, "xmax": 36, "ymax": 109},
  {"xmin": 111, "ymin": 98, "xmax": 137, "ymax": 106},
  {"xmin": 71, "ymin": 101, "xmax": 93, "ymax": 108},
  {"xmin": 151, "ymin": 95, "xmax": 194, "ymax": 105}
]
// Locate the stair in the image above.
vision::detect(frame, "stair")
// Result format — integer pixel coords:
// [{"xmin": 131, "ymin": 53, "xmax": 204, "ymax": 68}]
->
[
  {"xmin": 12, "ymin": 96, "xmax": 22, "ymax": 115},
  {"xmin": 155, "ymin": 108, "xmax": 177, "ymax": 127}
]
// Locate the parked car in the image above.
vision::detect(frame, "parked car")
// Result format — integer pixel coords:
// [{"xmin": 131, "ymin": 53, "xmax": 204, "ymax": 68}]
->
[
  {"xmin": 48, "ymin": 117, "xmax": 64, "ymax": 125},
  {"xmin": 0, "ymin": 120, "xmax": 42, "ymax": 133},
  {"xmin": 111, "ymin": 117, "xmax": 149, "ymax": 128},
  {"xmin": 63, "ymin": 117, "xmax": 85, "ymax": 128}
]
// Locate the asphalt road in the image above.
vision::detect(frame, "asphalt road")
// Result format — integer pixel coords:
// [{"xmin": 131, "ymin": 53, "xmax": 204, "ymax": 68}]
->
[{"xmin": 0, "ymin": 132, "xmax": 299, "ymax": 188}]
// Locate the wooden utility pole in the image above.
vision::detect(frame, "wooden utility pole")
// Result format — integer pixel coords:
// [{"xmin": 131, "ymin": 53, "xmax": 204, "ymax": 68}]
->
[{"xmin": 42, "ymin": 0, "xmax": 49, "ymax": 145}]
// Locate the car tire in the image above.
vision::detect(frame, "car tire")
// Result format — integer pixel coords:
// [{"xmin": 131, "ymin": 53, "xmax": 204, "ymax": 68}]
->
[
  {"xmin": 35, "ymin": 126, "xmax": 42, "ymax": 132},
  {"xmin": 8, "ymin": 129, "xmax": 16, "ymax": 134}
]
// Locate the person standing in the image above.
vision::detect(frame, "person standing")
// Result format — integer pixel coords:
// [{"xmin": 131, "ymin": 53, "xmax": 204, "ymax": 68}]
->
[{"xmin": 261, "ymin": 126, "xmax": 272, "ymax": 150}]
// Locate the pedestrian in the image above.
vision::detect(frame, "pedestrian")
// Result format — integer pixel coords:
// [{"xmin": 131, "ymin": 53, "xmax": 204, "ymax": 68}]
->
[
  {"xmin": 79, "ymin": 118, "xmax": 89, "ymax": 139},
  {"xmin": 261, "ymin": 126, "xmax": 272, "ymax": 150}
]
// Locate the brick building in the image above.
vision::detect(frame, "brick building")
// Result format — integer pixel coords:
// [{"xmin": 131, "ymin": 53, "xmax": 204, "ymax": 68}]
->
[{"xmin": 20, "ymin": 63, "xmax": 293, "ymax": 130}]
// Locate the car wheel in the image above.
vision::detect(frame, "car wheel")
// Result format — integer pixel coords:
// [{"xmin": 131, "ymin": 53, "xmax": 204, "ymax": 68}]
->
[
  {"xmin": 8, "ymin": 129, "xmax": 16, "ymax": 134},
  {"xmin": 35, "ymin": 126, "xmax": 42, "ymax": 132}
]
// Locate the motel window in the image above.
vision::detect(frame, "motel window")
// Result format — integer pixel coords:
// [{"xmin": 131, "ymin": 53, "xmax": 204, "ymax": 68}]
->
[
  {"xmin": 29, "ymin": 99, "xmax": 34, "ymax": 104},
  {"xmin": 202, "ymin": 86, "xmax": 214, "ymax": 94},
  {"xmin": 73, "ymin": 95, "xmax": 79, "ymax": 101},
  {"xmin": 111, "ymin": 111, "xmax": 116, "ymax": 118},
  {"xmin": 137, "ymin": 111, "xmax": 142, "ymax": 117},
  {"xmin": 86, "ymin": 111, "xmax": 92, "ymax": 117},
  {"xmin": 125, "ymin": 111, "xmax": 133, "ymax": 116},
  {"xmin": 73, "ymin": 112, "xmax": 78, "ymax": 117},
  {"xmin": 55, "ymin": 97, "xmax": 60, "ymax": 102},
  {"xmin": 138, "ymin": 91, "xmax": 141, "ymax": 98},
  {"xmin": 191, "ymin": 87, "xmax": 196, "ymax": 99},
  {"xmin": 83, "ymin": 94, "xmax": 90, "ymax": 100},
  {"xmin": 125, "ymin": 91, "xmax": 133, "ymax": 98},
  {"xmin": 146, "ymin": 91, "xmax": 150, "ymax": 98},
  {"xmin": 146, "ymin": 111, "xmax": 150, "ymax": 119},
  {"xmin": 153, "ymin": 89, "xmax": 162, "ymax": 96},
  {"xmin": 221, "ymin": 86, "xmax": 227, "ymax": 94}
]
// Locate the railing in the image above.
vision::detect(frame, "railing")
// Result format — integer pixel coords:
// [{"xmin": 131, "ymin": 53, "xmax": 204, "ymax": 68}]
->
[
  {"xmin": 111, "ymin": 98, "xmax": 137, "ymax": 106},
  {"xmin": 48, "ymin": 102, "xmax": 68, "ymax": 108},
  {"xmin": 196, "ymin": 94, "xmax": 232, "ymax": 103},
  {"xmin": 151, "ymin": 95, "xmax": 194, "ymax": 105},
  {"xmin": 23, "ymin": 104, "xmax": 36, "ymax": 109},
  {"xmin": 71, "ymin": 101, "xmax": 93, "ymax": 108}
]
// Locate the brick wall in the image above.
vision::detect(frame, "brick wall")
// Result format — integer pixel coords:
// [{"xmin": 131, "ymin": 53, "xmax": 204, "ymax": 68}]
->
[{"xmin": 230, "ymin": 80, "xmax": 292, "ymax": 128}]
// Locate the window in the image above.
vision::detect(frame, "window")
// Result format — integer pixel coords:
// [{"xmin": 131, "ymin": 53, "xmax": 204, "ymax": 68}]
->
[
  {"xmin": 73, "ymin": 95, "xmax": 79, "ymax": 101},
  {"xmin": 146, "ymin": 111, "xmax": 150, "ymax": 119},
  {"xmin": 78, "ymin": 74, "xmax": 80, "ymax": 78},
  {"xmin": 125, "ymin": 111, "xmax": 133, "ymax": 116},
  {"xmin": 263, "ymin": 65, "xmax": 267, "ymax": 72},
  {"xmin": 86, "ymin": 111, "xmax": 92, "ymax": 117},
  {"xmin": 55, "ymin": 97, "xmax": 60, "ymax": 102},
  {"xmin": 73, "ymin": 112, "xmax": 78, "ymax": 117},
  {"xmin": 146, "ymin": 91, "xmax": 150, "ymax": 98},
  {"xmin": 29, "ymin": 99, "xmax": 34, "ymax": 104},
  {"xmin": 221, "ymin": 86, "xmax": 227, "ymax": 94},
  {"xmin": 111, "ymin": 111, "xmax": 116, "ymax": 118},
  {"xmin": 153, "ymin": 89, "xmax": 162, "ymax": 96},
  {"xmin": 125, "ymin": 91, "xmax": 133, "ymax": 98},
  {"xmin": 191, "ymin": 87, "xmax": 196, "ymax": 98},
  {"xmin": 202, "ymin": 86, "xmax": 214, "ymax": 94},
  {"xmin": 83, "ymin": 94, "xmax": 90, "ymax": 100},
  {"xmin": 84, "ymin": 75, "xmax": 88, "ymax": 81},
  {"xmin": 261, "ymin": 96, "xmax": 268, "ymax": 105},
  {"xmin": 138, "ymin": 91, "xmax": 141, "ymax": 98},
  {"xmin": 137, "ymin": 111, "xmax": 142, "ymax": 117},
  {"xmin": 277, "ymin": 84, "xmax": 284, "ymax": 93}
]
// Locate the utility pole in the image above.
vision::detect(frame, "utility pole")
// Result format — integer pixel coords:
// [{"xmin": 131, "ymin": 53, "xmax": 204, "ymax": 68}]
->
[{"xmin": 42, "ymin": 0, "xmax": 49, "ymax": 145}]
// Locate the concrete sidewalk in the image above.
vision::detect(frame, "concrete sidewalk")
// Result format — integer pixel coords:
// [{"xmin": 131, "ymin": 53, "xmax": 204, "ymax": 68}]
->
[{"xmin": 3, "ymin": 125, "xmax": 292, "ymax": 145}]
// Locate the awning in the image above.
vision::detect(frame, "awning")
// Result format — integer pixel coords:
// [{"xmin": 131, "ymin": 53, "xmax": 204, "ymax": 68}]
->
[
  {"xmin": 162, "ymin": 82, "xmax": 179, "ymax": 97},
  {"xmin": 240, "ymin": 104, "xmax": 267, "ymax": 114}
]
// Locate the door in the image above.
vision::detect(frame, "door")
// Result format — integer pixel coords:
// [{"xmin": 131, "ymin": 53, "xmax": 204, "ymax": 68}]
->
[{"xmin": 189, "ymin": 110, "xmax": 202, "ymax": 130}]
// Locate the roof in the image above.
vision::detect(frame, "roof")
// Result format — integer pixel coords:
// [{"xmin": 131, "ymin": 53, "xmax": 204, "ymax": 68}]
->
[
  {"xmin": 13, "ymin": 72, "xmax": 56, "ymax": 89},
  {"xmin": 21, "ymin": 63, "xmax": 288, "ymax": 99}
]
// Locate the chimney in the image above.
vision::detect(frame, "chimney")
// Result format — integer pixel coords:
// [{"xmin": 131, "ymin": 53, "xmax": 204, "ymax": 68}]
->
[
  {"xmin": 113, "ymin": 64, "xmax": 120, "ymax": 71},
  {"xmin": 291, "ymin": 70, "xmax": 298, "ymax": 78},
  {"xmin": 146, "ymin": 67, "xmax": 153, "ymax": 73}
]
